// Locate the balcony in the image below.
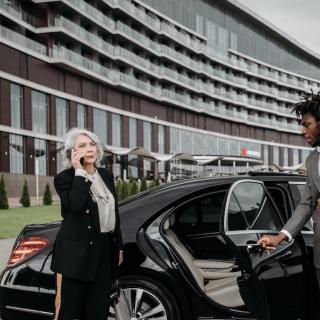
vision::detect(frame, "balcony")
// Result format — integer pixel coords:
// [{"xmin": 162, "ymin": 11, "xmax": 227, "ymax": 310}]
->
[
  {"xmin": 0, "ymin": 0, "xmax": 40, "ymax": 27},
  {"xmin": 0, "ymin": 24, "xmax": 47, "ymax": 55}
]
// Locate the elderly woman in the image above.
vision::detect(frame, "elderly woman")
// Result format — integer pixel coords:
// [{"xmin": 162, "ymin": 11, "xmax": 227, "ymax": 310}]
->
[{"xmin": 51, "ymin": 128, "xmax": 123, "ymax": 320}]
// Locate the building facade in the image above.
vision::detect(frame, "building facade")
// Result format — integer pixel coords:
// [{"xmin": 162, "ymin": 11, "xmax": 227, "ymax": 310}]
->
[{"xmin": 0, "ymin": 0, "xmax": 319, "ymax": 183}]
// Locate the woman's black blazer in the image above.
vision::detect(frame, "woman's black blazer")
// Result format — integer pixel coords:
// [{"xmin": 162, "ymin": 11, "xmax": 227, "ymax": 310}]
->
[{"xmin": 51, "ymin": 167, "xmax": 123, "ymax": 282}]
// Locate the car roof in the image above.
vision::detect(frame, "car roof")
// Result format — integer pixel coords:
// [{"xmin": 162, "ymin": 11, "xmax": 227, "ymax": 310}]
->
[{"xmin": 120, "ymin": 173, "xmax": 306, "ymax": 242}]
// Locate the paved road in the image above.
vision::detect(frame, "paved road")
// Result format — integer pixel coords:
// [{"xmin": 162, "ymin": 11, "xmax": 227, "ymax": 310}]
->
[{"xmin": 0, "ymin": 238, "xmax": 16, "ymax": 273}]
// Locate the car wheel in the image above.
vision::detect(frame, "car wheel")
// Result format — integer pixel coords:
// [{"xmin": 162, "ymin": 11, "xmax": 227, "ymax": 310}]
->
[{"xmin": 109, "ymin": 278, "xmax": 180, "ymax": 320}]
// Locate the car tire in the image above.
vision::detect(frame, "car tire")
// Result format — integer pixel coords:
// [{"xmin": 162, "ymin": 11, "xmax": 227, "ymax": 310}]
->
[{"xmin": 109, "ymin": 277, "xmax": 180, "ymax": 320}]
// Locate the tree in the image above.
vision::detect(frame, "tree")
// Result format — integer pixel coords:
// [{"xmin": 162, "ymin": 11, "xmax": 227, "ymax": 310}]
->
[
  {"xmin": 115, "ymin": 178, "xmax": 122, "ymax": 200},
  {"xmin": 20, "ymin": 180, "xmax": 30, "ymax": 207},
  {"xmin": 129, "ymin": 178, "xmax": 139, "ymax": 196},
  {"xmin": 43, "ymin": 183, "xmax": 53, "ymax": 206},
  {"xmin": 121, "ymin": 180, "xmax": 129, "ymax": 200},
  {"xmin": 0, "ymin": 175, "xmax": 9, "ymax": 209},
  {"xmin": 140, "ymin": 177, "xmax": 147, "ymax": 192},
  {"xmin": 149, "ymin": 180, "xmax": 156, "ymax": 189}
]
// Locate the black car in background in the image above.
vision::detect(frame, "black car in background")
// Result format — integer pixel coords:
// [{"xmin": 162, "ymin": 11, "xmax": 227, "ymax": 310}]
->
[{"xmin": 0, "ymin": 173, "xmax": 319, "ymax": 320}]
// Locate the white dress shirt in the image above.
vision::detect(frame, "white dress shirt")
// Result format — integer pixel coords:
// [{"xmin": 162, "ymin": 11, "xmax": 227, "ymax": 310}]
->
[{"xmin": 75, "ymin": 168, "xmax": 116, "ymax": 233}]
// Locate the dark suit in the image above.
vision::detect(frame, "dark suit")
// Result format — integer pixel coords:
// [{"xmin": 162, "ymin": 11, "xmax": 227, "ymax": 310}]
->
[{"xmin": 51, "ymin": 167, "xmax": 122, "ymax": 319}]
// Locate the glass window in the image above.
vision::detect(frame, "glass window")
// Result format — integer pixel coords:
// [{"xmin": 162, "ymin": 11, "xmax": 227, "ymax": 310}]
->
[
  {"xmin": 32, "ymin": 90, "xmax": 48, "ymax": 134},
  {"xmin": 283, "ymin": 147, "xmax": 288, "ymax": 167},
  {"xmin": 56, "ymin": 97, "xmax": 68, "ymax": 137},
  {"xmin": 158, "ymin": 125, "xmax": 165, "ymax": 154},
  {"xmin": 56, "ymin": 142, "xmax": 64, "ymax": 174},
  {"xmin": 227, "ymin": 182, "xmax": 282, "ymax": 231},
  {"xmin": 294, "ymin": 149, "xmax": 301, "ymax": 165},
  {"xmin": 93, "ymin": 108, "xmax": 107, "ymax": 145},
  {"xmin": 10, "ymin": 83, "xmax": 22, "ymax": 129},
  {"xmin": 143, "ymin": 121, "xmax": 151, "ymax": 151},
  {"xmin": 112, "ymin": 114, "xmax": 121, "ymax": 147},
  {"xmin": 273, "ymin": 146, "xmax": 279, "ymax": 166},
  {"xmin": 263, "ymin": 145, "xmax": 269, "ymax": 166},
  {"xmin": 9, "ymin": 134, "xmax": 24, "ymax": 174},
  {"xmin": 143, "ymin": 121, "xmax": 152, "ymax": 174},
  {"xmin": 77, "ymin": 104, "xmax": 87, "ymax": 129},
  {"xmin": 34, "ymin": 138, "xmax": 47, "ymax": 176},
  {"xmin": 128, "ymin": 118, "xmax": 138, "ymax": 178},
  {"xmin": 129, "ymin": 118, "xmax": 137, "ymax": 148}
]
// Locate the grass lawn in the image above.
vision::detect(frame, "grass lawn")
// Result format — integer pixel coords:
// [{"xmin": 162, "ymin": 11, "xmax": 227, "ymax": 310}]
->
[{"xmin": 0, "ymin": 205, "xmax": 61, "ymax": 239}]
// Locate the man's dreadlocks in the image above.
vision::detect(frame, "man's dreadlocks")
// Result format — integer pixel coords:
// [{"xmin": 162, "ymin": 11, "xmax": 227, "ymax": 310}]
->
[{"xmin": 292, "ymin": 91, "xmax": 320, "ymax": 123}]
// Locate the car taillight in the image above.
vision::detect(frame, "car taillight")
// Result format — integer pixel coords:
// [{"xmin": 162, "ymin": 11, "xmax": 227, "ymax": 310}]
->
[{"xmin": 7, "ymin": 236, "xmax": 51, "ymax": 267}]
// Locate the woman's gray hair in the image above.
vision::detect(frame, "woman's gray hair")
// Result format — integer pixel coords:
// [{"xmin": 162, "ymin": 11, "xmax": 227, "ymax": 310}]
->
[{"xmin": 62, "ymin": 128, "xmax": 105, "ymax": 168}]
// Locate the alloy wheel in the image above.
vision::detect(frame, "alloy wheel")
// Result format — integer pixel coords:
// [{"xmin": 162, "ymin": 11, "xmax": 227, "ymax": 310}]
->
[{"xmin": 109, "ymin": 286, "xmax": 168, "ymax": 320}]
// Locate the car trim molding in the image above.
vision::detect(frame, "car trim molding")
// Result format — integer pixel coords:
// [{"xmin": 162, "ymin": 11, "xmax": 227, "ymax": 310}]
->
[{"xmin": 4, "ymin": 305, "xmax": 54, "ymax": 316}]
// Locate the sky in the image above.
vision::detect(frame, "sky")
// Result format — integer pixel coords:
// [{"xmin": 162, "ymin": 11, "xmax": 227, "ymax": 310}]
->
[{"xmin": 236, "ymin": 0, "xmax": 320, "ymax": 54}]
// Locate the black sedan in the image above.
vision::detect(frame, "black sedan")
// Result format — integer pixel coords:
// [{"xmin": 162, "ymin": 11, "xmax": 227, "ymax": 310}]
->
[{"xmin": 0, "ymin": 173, "xmax": 319, "ymax": 320}]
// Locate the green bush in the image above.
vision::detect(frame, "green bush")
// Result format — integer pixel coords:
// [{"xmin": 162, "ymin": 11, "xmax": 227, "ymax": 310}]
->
[
  {"xmin": 140, "ymin": 177, "xmax": 147, "ymax": 192},
  {"xmin": 129, "ymin": 178, "xmax": 139, "ymax": 196},
  {"xmin": 121, "ymin": 180, "xmax": 129, "ymax": 200},
  {"xmin": 115, "ymin": 178, "xmax": 122, "ymax": 200},
  {"xmin": 20, "ymin": 180, "xmax": 30, "ymax": 207},
  {"xmin": 155, "ymin": 177, "xmax": 160, "ymax": 186},
  {"xmin": 0, "ymin": 175, "xmax": 9, "ymax": 209},
  {"xmin": 149, "ymin": 180, "xmax": 156, "ymax": 189},
  {"xmin": 43, "ymin": 183, "xmax": 53, "ymax": 206}
]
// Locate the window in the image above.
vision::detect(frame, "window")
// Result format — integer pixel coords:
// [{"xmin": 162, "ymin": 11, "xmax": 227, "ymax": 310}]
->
[
  {"xmin": 273, "ymin": 146, "xmax": 279, "ymax": 166},
  {"xmin": 10, "ymin": 83, "xmax": 22, "ymax": 129},
  {"xmin": 129, "ymin": 118, "xmax": 137, "ymax": 148},
  {"xmin": 9, "ymin": 134, "xmax": 24, "ymax": 174},
  {"xmin": 143, "ymin": 121, "xmax": 152, "ymax": 174},
  {"xmin": 176, "ymin": 191, "xmax": 226, "ymax": 232},
  {"xmin": 227, "ymin": 182, "xmax": 282, "ymax": 231},
  {"xmin": 34, "ymin": 138, "xmax": 47, "ymax": 176},
  {"xmin": 158, "ymin": 125, "xmax": 165, "ymax": 154},
  {"xmin": 93, "ymin": 109, "xmax": 107, "ymax": 145},
  {"xmin": 77, "ymin": 104, "xmax": 87, "ymax": 129},
  {"xmin": 128, "ymin": 118, "xmax": 138, "ymax": 178},
  {"xmin": 112, "ymin": 114, "xmax": 121, "ymax": 147},
  {"xmin": 56, "ymin": 97, "xmax": 68, "ymax": 137},
  {"xmin": 56, "ymin": 142, "xmax": 64, "ymax": 173},
  {"xmin": 32, "ymin": 90, "xmax": 48, "ymax": 134}
]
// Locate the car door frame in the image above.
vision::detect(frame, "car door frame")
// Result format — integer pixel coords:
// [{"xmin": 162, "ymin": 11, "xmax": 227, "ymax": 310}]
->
[{"xmin": 221, "ymin": 179, "xmax": 307, "ymax": 320}]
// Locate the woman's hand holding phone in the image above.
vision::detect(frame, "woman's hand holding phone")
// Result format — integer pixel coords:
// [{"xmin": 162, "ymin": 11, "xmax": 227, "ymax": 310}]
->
[{"xmin": 71, "ymin": 148, "xmax": 85, "ymax": 170}]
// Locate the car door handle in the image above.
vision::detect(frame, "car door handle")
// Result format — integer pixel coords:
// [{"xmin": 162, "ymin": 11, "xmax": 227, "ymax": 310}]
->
[{"xmin": 275, "ymin": 250, "xmax": 292, "ymax": 261}]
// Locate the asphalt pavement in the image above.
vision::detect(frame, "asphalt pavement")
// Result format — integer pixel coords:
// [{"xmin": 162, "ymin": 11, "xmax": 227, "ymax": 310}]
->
[{"xmin": 0, "ymin": 237, "xmax": 16, "ymax": 273}]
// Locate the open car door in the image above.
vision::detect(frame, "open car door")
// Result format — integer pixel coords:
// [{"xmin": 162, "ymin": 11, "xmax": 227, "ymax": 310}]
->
[{"xmin": 221, "ymin": 179, "xmax": 307, "ymax": 320}]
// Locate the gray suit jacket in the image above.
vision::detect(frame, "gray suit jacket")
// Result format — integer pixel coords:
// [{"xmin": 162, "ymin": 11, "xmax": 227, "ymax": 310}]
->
[{"xmin": 283, "ymin": 149, "xmax": 320, "ymax": 268}]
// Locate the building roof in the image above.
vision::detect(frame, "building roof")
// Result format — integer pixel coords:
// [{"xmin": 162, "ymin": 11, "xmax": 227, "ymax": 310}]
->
[{"xmin": 227, "ymin": 0, "xmax": 320, "ymax": 63}]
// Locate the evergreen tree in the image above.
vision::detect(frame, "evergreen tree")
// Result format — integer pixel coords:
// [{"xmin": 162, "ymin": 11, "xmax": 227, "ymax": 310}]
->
[
  {"xmin": 20, "ymin": 180, "xmax": 30, "ymax": 207},
  {"xmin": 129, "ymin": 178, "xmax": 139, "ymax": 196},
  {"xmin": 0, "ymin": 175, "xmax": 9, "ymax": 209},
  {"xmin": 115, "ymin": 178, "xmax": 122, "ymax": 200},
  {"xmin": 149, "ymin": 180, "xmax": 156, "ymax": 189},
  {"xmin": 43, "ymin": 183, "xmax": 53, "ymax": 206},
  {"xmin": 140, "ymin": 177, "xmax": 147, "ymax": 192},
  {"xmin": 121, "ymin": 180, "xmax": 129, "ymax": 200}
]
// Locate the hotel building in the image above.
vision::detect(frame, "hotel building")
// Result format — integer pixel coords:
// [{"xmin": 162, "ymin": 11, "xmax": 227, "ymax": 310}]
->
[{"xmin": 0, "ymin": 0, "xmax": 319, "ymax": 188}]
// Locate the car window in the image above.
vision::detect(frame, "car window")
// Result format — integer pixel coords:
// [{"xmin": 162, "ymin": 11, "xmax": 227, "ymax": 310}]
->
[
  {"xmin": 179, "ymin": 203, "xmax": 198, "ymax": 223},
  {"xmin": 227, "ymin": 182, "xmax": 282, "ymax": 231},
  {"xmin": 176, "ymin": 190, "xmax": 227, "ymax": 233}
]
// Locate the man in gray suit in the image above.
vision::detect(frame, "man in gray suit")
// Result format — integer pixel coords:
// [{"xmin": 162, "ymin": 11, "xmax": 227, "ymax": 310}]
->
[{"xmin": 258, "ymin": 91, "xmax": 320, "ymax": 285}]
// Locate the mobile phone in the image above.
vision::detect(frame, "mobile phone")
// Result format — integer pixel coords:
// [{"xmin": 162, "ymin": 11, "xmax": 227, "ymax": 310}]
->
[
  {"xmin": 80, "ymin": 157, "xmax": 84, "ymax": 165},
  {"xmin": 66, "ymin": 149, "xmax": 72, "ymax": 160}
]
